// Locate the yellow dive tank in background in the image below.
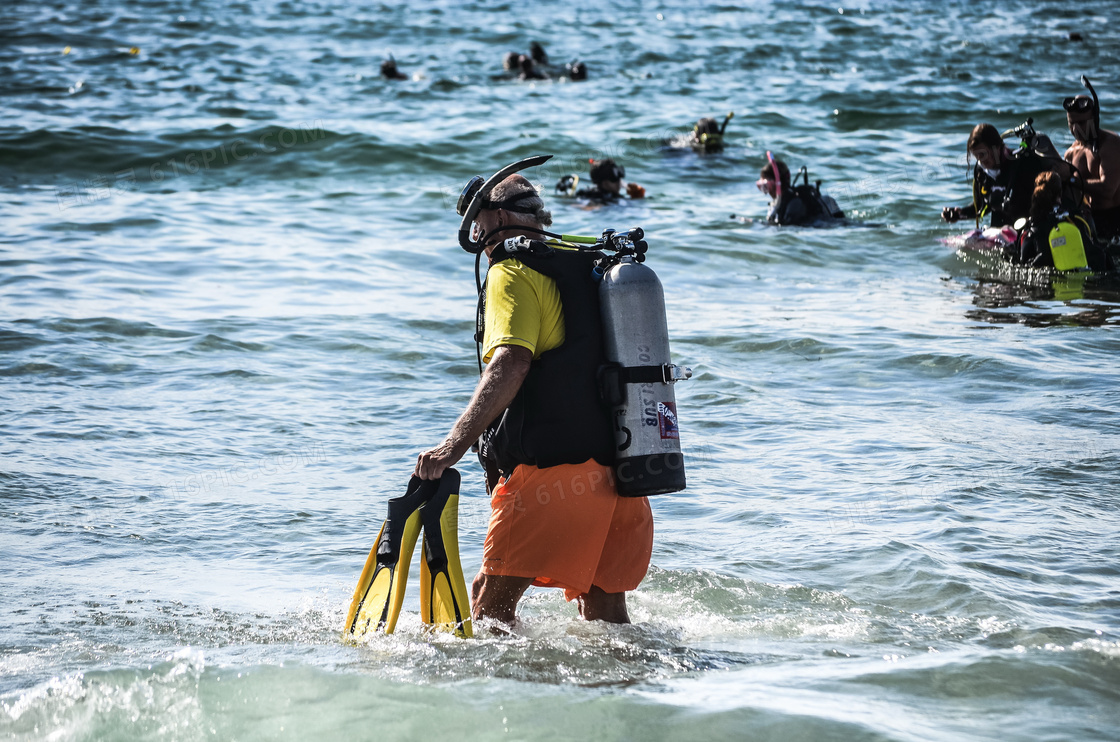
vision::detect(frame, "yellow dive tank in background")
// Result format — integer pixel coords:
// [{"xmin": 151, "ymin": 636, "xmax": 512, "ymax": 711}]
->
[{"xmin": 1048, "ymin": 221, "xmax": 1089, "ymax": 271}]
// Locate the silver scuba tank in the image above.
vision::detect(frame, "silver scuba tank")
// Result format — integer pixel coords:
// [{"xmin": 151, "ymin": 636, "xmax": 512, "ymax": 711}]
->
[{"xmin": 599, "ymin": 257, "xmax": 691, "ymax": 496}]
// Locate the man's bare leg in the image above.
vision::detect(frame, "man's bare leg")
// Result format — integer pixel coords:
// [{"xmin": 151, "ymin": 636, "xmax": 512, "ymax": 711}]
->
[
  {"xmin": 577, "ymin": 585, "xmax": 630, "ymax": 624},
  {"xmin": 472, "ymin": 573, "xmax": 534, "ymax": 627}
]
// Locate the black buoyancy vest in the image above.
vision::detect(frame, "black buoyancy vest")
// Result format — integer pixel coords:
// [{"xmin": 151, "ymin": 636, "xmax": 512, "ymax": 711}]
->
[
  {"xmin": 773, "ymin": 185, "xmax": 843, "ymax": 225},
  {"xmin": 574, "ymin": 186, "xmax": 620, "ymax": 204},
  {"xmin": 479, "ymin": 243, "xmax": 615, "ymax": 477}
]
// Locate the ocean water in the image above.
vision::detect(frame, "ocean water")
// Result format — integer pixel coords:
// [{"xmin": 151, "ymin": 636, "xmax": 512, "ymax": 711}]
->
[{"xmin": 3, "ymin": 0, "xmax": 1120, "ymax": 740}]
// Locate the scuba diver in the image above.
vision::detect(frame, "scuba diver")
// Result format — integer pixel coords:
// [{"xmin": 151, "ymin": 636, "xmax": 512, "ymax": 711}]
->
[
  {"xmin": 1007, "ymin": 171, "xmax": 1110, "ymax": 271},
  {"xmin": 517, "ymin": 54, "xmax": 547, "ymax": 81},
  {"xmin": 407, "ymin": 156, "xmax": 689, "ymax": 630},
  {"xmin": 942, "ymin": 123, "xmax": 1056, "ymax": 228},
  {"xmin": 689, "ymin": 113, "xmax": 734, "ymax": 152},
  {"xmin": 1063, "ymin": 76, "xmax": 1120, "ymax": 242},
  {"xmin": 498, "ymin": 51, "xmax": 546, "ymax": 80},
  {"xmin": 555, "ymin": 158, "xmax": 645, "ymax": 203},
  {"xmin": 414, "ymin": 160, "xmax": 668, "ymax": 627},
  {"xmin": 498, "ymin": 43, "xmax": 585, "ymax": 81},
  {"xmin": 529, "ymin": 41, "xmax": 588, "ymax": 80},
  {"xmin": 379, "ymin": 57, "xmax": 408, "ymax": 81},
  {"xmin": 757, "ymin": 152, "xmax": 844, "ymax": 226}
]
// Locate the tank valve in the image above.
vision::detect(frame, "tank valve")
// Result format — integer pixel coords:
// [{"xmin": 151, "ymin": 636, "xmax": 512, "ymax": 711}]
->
[{"xmin": 665, "ymin": 365, "xmax": 692, "ymax": 382}]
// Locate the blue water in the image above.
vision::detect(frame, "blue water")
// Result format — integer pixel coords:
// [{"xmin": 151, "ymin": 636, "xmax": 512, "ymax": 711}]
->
[{"xmin": 3, "ymin": 1, "xmax": 1120, "ymax": 740}]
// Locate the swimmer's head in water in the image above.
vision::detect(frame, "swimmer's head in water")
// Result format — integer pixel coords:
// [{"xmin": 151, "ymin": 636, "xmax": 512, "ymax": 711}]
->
[
  {"xmin": 693, "ymin": 117, "xmax": 723, "ymax": 147},
  {"xmin": 503, "ymin": 51, "xmax": 520, "ymax": 71},
  {"xmin": 567, "ymin": 60, "xmax": 587, "ymax": 81}
]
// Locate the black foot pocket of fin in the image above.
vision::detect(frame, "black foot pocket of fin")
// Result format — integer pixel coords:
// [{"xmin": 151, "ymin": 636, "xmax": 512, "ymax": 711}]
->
[{"xmin": 419, "ymin": 468, "xmax": 474, "ymax": 638}]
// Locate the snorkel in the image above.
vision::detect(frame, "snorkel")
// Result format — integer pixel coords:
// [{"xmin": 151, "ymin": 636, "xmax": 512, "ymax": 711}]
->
[
  {"xmin": 456, "ymin": 154, "xmax": 553, "ymax": 253},
  {"xmin": 1082, "ymin": 74, "xmax": 1101, "ymax": 154},
  {"xmin": 767, "ymin": 150, "xmax": 782, "ymax": 203}
]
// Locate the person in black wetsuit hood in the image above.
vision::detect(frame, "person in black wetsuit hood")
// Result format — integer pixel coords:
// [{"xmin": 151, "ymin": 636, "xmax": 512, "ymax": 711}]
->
[{"xmin": 757, "ymin": 153, "xmax": 844, "ymax": 226}]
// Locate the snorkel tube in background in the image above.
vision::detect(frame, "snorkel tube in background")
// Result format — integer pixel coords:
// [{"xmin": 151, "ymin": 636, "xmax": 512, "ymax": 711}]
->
[
  {"xmin": 456, "ymin": 154, "xmax": 553, "ymax": 254},
  {"xmin": 720, "ymin": 111, "xmax": 734, "ymax": 136}
]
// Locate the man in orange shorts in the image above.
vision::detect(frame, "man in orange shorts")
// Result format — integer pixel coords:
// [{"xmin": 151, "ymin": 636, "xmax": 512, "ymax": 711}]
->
[{"xmin": 414, "ymin": 171, "xmax": 653, "ymax": 626}]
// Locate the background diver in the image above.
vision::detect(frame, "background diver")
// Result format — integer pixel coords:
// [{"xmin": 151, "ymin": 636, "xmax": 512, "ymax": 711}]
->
[
  {"xmin": 757, "ymin": 152, "xmax": 844, "ymax": 226},
  {"xmin": 500, "ymin": 42, "xmax": 586, "ymax": 82},
  {"xmin": 689, "ymin": 113, "xmax": 734, "ymax": 152},
  {"xmin": 555, "ymin": 158, "xmax": 645, "ymax": 203},
  {"xmin": 380, "ymin": 57, "xmax": 408, "ymax": 81}
]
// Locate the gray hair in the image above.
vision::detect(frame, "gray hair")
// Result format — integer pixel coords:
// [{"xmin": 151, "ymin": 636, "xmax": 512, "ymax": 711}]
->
[{"xmin": 490, "ymin": 174, "xmax": 553, "ymax": 227}]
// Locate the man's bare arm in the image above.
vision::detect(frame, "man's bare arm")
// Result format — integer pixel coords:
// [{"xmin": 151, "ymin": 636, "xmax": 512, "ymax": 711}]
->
[
  {"xmin": 1086, "ymin": 140, "xmax": 1120, "ymax": 202},
  {"xmin": 414, "ymin": 344, "xmax": 533, "ymax": 480},
  {"xmin": 1066, "ymin": 139, "xmax": 1120, "ymax": 203}
]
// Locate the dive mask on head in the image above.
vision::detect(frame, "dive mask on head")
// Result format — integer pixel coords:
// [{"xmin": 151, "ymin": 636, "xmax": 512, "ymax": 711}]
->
[
  {"xmin": 456, "ymin": 155, "xmax": 553, "ymax": 253},
  {"xmin": 1063, "ymin": 95, "xmax": 1095, "ymax": 115},
  {"xmin": 696, "ymin": 130, "xmax": 723, "ymax": 147}
]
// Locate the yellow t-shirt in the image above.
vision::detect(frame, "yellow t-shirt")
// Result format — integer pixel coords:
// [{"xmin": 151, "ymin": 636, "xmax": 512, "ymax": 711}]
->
[{"xmin": 482, "ymin": 257, "xmax": 565, "ymax": 363}]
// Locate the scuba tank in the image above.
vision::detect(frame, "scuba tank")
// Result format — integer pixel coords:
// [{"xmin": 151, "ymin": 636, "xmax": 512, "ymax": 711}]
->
[
  {"xmin": 596, "ymin": 229, "xmax": 691, "ymax": 496},
  {"xmin": 1048, "ymin": 218, "xmax": 1090, "ymax": 271}
]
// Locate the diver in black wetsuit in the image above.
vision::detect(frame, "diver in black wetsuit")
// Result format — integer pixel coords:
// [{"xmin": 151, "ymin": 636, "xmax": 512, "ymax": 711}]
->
[
  {"xmin": 499, "ymin": 43, "xmax": 586, "ymax": 82},
  {"xmin": 757, "ymin": 154, "xmax": 844, "ymax": 226},
  {"xmin": 380, "ymin": 57, "xmax": 407, "ymax": 81},
  {"xmin": 942, "ymin": 123, "xmax": 1055, "ymax": 228},
  {"xmin": 555, "ymin": 158, "xmax": 645, "ymax": 203},
  {"xmin": 688, "ymin": 113, "xmax": 733, "ymax": 152}
]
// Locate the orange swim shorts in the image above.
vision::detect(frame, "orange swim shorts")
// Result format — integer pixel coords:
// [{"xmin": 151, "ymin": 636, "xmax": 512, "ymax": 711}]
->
[{"xmin": 481, "ymin": 459, "xmax": 654, "ymax": 601}]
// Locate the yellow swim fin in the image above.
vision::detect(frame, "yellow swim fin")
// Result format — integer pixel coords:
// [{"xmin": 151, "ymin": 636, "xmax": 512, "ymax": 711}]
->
[
  {"xmin": 343, "ymin": 476, "xmax": 433, "ymax": 640},
  {"xmin": 419, "ymin": 468, "xmax": 473, "ymax": 638}
]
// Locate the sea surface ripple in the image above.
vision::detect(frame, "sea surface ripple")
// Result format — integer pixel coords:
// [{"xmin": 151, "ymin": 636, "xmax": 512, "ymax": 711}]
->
[{"xmin": 2, "ymin": 1, "xmax": 1120, "ymax": 740}]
